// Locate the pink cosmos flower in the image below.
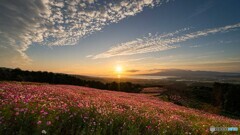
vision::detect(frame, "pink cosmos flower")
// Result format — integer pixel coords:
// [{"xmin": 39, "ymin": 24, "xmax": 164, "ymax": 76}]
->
[
  {"xmin": 37, "ymin": 120, "xmax": 42, "ymax": 125},
  {"xmin": 15, "ymin": 112, "xmax": 19, "ymax": 116},
  {"xmin": 46, "ymin": 121, "xmax": 51, "ymax": 125},
  {"xmin": 146, "ymin": 125, "xmax": 151, "ymax": 129}
]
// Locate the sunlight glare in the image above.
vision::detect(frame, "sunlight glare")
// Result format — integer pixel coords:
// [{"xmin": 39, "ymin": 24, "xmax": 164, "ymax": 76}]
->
[{"xmin": 115, "ymin": 65, "xmax": 123, "ymax": 74}]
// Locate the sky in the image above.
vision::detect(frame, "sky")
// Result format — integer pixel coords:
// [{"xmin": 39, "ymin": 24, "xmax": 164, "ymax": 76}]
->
[{"xmin": 0, "ymin": 0, "xmax": 240, "ymax": 77}]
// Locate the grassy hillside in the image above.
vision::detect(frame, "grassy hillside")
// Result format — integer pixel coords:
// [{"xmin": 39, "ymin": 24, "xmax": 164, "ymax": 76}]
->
[{"xmin": 0, "ymin": 82, "xmax": 239, "ymax": 135}]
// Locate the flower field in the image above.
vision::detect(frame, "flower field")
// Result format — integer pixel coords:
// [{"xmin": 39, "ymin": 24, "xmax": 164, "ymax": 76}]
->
[{"xmin": 0, "ymin": 82, "xmax": 239, "ymax": 135}]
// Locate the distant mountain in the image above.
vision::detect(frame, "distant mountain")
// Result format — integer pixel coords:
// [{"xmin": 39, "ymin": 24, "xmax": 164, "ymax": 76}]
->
[{"xmin": 141, "ymin": 69, "xmax": 240, "ymax": 78}]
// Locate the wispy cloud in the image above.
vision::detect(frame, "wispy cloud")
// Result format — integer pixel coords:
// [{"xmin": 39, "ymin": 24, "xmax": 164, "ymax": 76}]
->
[
  {"xmin": 188, "ymin": 0, "xmax": 214, "ymax": 18},
  {"xmin": 189, "ymin": 45, "xmax": 201, "ymax": 48},
  {"xmin": 117, "ymin": 57, "xmax": 151, "ymax": 63},
  {"xmin": 92, "ymin": 23, "xmax": 240, "ymax": 59},
  {"xmin": 86, "ymin": 55, "xmax": 93, "ymax": 58},
  {"xmin": 126, "ymin": 69, "xmax": 140, "ymax": 73},
  {"xmin": 0, "ymin": 0, "xmax": 167, "ymax": 66}
]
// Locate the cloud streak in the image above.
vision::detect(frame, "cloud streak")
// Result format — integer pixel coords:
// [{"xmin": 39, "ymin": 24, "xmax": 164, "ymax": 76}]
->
[
  {"xmin": 0, "ymin": 0, "xmax": 167, "ymax": 66},
  {"xmin": 92, "ymin": 23, "xmax": 240, "ymax": 59},
  {"xmin": 117, "ymin": 57, "xmax": 151, "ymax": 63},
  {"xmin": 126, "ymin": 69, "xmax": 140, "ymax": 73}
]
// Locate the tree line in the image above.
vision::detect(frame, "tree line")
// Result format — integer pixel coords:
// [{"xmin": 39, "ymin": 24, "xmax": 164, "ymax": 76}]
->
[
  {"xmin": 212, "ymin": 83, "xmax": 240, "ymax": 117},
  {"xmin": 0, "ymin": 67, "xmax": 142, "ymax": 93},
  {"xmin": 160, "ymin": 82, "xmax": 240, "ymax": 118}
]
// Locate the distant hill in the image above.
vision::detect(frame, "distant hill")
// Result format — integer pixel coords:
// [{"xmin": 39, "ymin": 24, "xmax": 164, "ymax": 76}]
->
[{"xmin": 142, "ymin": 69, "xmax": 240, "ymax": 77}]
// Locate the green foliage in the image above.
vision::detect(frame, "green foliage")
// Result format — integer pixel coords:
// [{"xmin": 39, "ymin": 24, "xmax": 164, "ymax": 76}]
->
[
  {"xmin": 213, "ymin": 83, "xmax": 240, "ymax": 117},
  {"xmin": 158, "ymin": 82, "xmax": 240, "ymax": 118}
]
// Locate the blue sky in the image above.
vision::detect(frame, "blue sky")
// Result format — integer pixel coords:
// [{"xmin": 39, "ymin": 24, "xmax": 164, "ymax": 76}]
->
[{"xmin": 0, "ymin": 0, "xmax": 240, "ymax": 76}]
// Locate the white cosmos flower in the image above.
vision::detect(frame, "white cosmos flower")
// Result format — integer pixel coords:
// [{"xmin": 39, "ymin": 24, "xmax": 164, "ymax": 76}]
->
[{"xmin": 41, "ymin": 130, "xmax": 47, "ymax": 134}]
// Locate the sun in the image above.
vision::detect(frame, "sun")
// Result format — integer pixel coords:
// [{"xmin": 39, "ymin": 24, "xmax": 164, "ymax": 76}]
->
[{"xmin": 115, "ymin": 65, "xmax": 123, "ymax": 74}]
